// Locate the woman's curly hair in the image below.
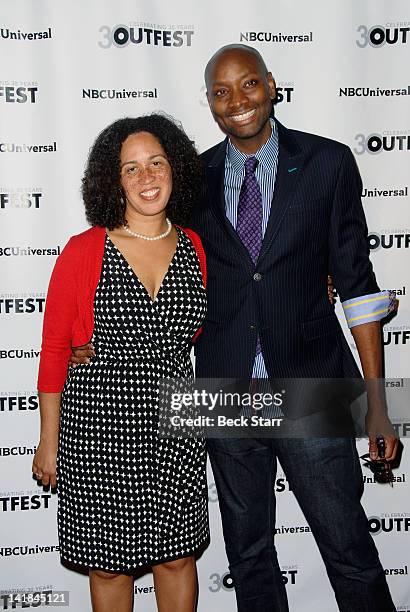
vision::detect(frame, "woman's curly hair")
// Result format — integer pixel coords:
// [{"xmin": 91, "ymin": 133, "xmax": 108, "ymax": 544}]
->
[{"xmin": 82, "ymin": 113, "xmax": 202, "ymax": 229}]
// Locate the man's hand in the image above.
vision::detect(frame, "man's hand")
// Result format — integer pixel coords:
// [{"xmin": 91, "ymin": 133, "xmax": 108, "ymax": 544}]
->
[
  {"xmin": 69, "ymin": 343, "xmax": 95, "ymax": 367},
  {"xmin": 366, "ymin": 410, "xmax": 399, "ymax": 461},
  {"xmin": 364, "ymin": 378, "xmax": 399, "ymax": 461},
  {"xmin": 350, "ymin": 322, "xmax": 399, "ymax": 464}
]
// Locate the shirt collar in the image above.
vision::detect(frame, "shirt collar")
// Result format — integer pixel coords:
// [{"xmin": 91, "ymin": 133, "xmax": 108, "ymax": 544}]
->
[{"xmin": 226, "ymin": 118, "xmax": 278, "ymax": 176}]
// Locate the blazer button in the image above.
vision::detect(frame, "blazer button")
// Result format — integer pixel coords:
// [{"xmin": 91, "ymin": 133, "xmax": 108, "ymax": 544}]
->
[
  {"xmin": 253, "ymin": 272, "xmax": 262, "ymax": 282},
  {"xmin": 250, "ymin": 324, "xmax": 257, "ymax": 331}
]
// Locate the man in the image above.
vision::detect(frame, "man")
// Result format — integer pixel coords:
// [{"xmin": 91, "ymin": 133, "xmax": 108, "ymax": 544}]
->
[
  {"xmin": 189, "ymin": 44, "xmax": 398, "ymax": 612},
  {"xmin": 72, "ymin": 44, "xmax": 398, "ymax": 611}
]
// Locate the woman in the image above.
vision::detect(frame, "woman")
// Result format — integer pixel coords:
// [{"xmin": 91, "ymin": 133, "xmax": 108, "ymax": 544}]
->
[{"xmin": 32, "ymin": 114, "xmax": 209, "ymax": 612}]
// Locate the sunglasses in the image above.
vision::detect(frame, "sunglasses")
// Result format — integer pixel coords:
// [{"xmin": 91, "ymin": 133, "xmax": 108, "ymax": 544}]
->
[{"xmin": 360, "ymin": 436, "xmax": 394, "ymax": 486}]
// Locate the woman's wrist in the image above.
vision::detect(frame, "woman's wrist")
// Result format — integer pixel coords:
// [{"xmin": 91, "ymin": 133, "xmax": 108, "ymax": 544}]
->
[{"xmin": 39, "ymin": 432, "xmax": 59, "ymax": 447}]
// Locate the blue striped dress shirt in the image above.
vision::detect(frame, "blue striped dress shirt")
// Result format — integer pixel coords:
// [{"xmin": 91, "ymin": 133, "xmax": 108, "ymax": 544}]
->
[{"xmin": 224, "ymin": 119, "xmax": 278, "ymax": 378}]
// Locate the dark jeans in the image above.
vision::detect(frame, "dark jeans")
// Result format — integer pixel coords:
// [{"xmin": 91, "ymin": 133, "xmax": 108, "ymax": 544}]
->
[{"xmin": 207, "ymin": 437, "xmax": 396, "ymax": 612}]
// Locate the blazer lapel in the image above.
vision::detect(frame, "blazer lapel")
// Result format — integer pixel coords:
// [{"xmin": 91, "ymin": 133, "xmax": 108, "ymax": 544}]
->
[
  {"xmin": 258, "ymin": 121, "xmax": 305, "ymax": 262},
  {"xmin": 205, "ymin": 140, "xmax": 255, "ymax": 267},
  {"xmin": 204, "ymin": 142, "xmax": 226, "ymax": 226}
]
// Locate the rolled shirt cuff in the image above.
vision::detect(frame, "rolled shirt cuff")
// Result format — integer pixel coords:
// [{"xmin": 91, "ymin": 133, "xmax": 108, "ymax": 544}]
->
[{"xmin": 342, "ymin": 290, "xmax": 398, "ymax": 328}]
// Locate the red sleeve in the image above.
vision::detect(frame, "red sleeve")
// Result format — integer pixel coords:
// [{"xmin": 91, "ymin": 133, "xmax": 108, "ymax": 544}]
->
[
  {"xmin": 37, "ymin": 238, "xmax": 80, "ymax": 392},
  {"xmin": 182, "ymin": 228, "xmax": 207, "ymax": 288},
  {"xmin": 182, "ymin": 228, "xmax": 207, "ymax": 344}
]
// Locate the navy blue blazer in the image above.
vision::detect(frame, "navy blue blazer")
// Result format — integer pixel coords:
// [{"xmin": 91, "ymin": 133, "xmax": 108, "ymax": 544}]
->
[{"xmin": 190, "ymin": 120, "xmax": 379, "ymax": 381}]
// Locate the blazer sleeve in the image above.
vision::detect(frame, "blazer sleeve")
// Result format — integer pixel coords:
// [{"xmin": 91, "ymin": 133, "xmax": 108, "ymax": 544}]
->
[
  {"xmin": 37, "ymin": 238, "xmax": 80, "ymax": 393},
  {"xmin": 328, "ymin": 146, "xmax": 380, "ymax": 303}
]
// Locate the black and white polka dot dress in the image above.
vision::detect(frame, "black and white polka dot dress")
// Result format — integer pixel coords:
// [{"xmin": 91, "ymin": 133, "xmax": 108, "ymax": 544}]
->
[{"xmin": 58, "ymin": 228, "xmax": 209, "ymax": 572}]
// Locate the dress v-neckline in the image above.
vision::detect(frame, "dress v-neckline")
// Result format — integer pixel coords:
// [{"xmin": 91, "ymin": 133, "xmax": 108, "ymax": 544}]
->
[{"xmin": 106, "ymin": 233, "xmax": 179, "ymax": 304}]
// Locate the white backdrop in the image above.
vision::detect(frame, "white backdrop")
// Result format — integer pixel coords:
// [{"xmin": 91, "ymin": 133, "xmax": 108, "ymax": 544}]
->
[{"xmin": 0, "ymin": 1, "xmax": 409, "ymax": 610}]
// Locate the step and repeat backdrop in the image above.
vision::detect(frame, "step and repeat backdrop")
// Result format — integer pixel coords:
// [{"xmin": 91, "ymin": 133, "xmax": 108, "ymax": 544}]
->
[{"xmin": 0, "ymin": 1, "xmax": 409, "ymax": 610}]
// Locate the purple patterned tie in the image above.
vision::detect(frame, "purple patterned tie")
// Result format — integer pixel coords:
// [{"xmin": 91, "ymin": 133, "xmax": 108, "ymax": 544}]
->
[
  {"xmin": 236, "ymin": 157, "xmax": 262, "ymax": 354},
  {"xmin": 236, "ymin": 157, "xmax": 262, "ymax": 265}
]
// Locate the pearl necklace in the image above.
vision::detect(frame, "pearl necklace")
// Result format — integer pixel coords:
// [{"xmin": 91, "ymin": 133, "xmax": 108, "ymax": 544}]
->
[{"xmin": 123, "ymin": 218, "xmax": 172, "ymax": 241}]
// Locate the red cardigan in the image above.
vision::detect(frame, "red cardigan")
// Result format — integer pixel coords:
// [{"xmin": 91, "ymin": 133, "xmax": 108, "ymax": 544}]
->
[{"xmin": 37, "ymin": 225, "xmax": 207, "ymax": 393}]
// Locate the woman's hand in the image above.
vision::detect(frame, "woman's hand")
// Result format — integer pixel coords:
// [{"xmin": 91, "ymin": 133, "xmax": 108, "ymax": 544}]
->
[
  {"xmin": 32, "ymin": 439, "xmax": 58, "ymax": 488},
  {"xmin": 327, "ymin": 275, "xmax": 336, "ymax": 304},
  {"xmin": 34, "ymin": 392, "xmax": 61, "ymax": 487}
]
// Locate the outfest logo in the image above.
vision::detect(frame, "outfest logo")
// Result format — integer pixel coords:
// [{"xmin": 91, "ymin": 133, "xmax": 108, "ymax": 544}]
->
[
  {"xmin": 0, "ymin": 493, "xmax": 53, "ymax": 512},
  {"xmin": 0, "ymin": 82, "xmax": 38, "ymax": 103},
  {"xmin": 208, "ymin": 566, "xmax": 299, "ymax": 592},
  {"xmin": 0, "ymin": 587, "xmax": 56, "ymax": 611},
  {"xmin": 383, "ymin": 326, "xmax": 410, "ymax": 346},
  {"xmin": 353, "ymin": 130, "xmax": 410, "ymax": 154},
  {"xmin": 356, "ymin": 22, "xmax": 410, "ymax": 47},
  {"xmin": 274, "ymin": 81, "xmax": 295, "ymax": 104},
  {"xmin": 199, "ymin": 82, "xmax": 294, "ymax": 107},
  {"xmin": 0, "ymin": 187, "xmax": 43, "ymax": 209},
  {"xmin": 368, "ymin": 513, "xmax": 410, "ymax": 535},
  {"xmin": 0, "ymin": 293, "xmax": 46, "ymax": 314},
  {"xmin": 0, "ymin": 392, "xmax": 39, "ymax": 412},
  {"xmin": 368, "ymin": 229, "xmax": 410, "ymax": 251},
  {"xmin": 98, "ymin": 22, "xmax": 194, "ymax": 48}
]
